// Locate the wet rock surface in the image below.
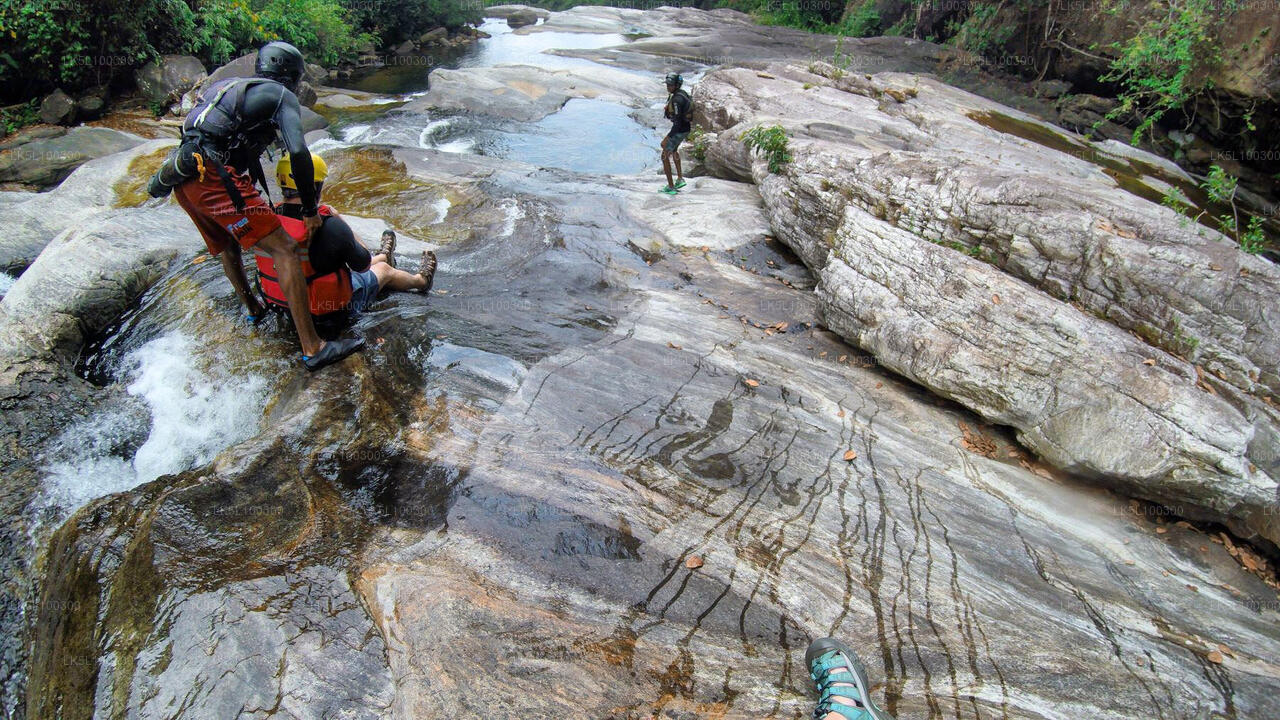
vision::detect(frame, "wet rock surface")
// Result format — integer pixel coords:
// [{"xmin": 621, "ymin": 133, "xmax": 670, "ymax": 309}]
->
[
  {"xmin": 0, "ymin": 127, "xmax": 145, "ymax": 192},
  {"xmin": 3, "ymin": 7, "xmax": 1279, "ymax": 720},
  {"xmin": 405, "ymin": 63, "xmax": 654, "ymax": 122},
  {"xmin": 695, "ymin": 62, "xmax": 1280, "ymax": 549}
]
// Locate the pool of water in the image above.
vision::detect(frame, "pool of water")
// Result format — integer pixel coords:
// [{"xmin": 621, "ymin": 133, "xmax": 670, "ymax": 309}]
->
[
  {"xmin": 324, "ymin": 98, "xmax": 663, "ymax": 176},
  {"xmin": 331, "ymin": 17, "xmax": 635, "ymax": 95}
]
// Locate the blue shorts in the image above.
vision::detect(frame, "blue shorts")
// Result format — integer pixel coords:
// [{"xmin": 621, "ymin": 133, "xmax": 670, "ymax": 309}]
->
[{"xmin": 348, "ymin": 269, "xmax": 380, "ymax": 313}]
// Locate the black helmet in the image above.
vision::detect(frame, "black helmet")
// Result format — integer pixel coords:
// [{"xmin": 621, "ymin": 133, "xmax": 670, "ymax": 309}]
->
[
  {"xmin": 256, "ymin": 41, "xmax": 305, "ymax": 90},
  {"xmin": 665, "ymin": 73, "xmax": 683, "ymax": 89}
]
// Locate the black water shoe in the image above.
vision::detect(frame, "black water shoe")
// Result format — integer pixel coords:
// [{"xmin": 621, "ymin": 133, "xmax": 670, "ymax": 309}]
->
[{"xmin": 303, "ymin": 337, "xmax": 366, "ymax": 372}]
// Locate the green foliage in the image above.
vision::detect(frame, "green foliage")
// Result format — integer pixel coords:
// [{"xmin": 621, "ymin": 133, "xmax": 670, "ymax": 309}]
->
[
  {"xmin": 948, "ymin": 2, "xmax": 1015, "ymax": 58},
  {"xmin": 1100, "ymin": 0, "xmax": 1228, "ymax": 144},
  {"xmin": 0, "ymin": 98, "xmax": 37, "ymax": 133},
  {"xmin": 0, "ymin": 0, "xmax": 475, "ymax": 104},
  {"xmin": 739, "ymin": 124, "xmax": 791, "ymax": 174},
  {"xmin": 688, "ymin": 125, "xmax": 709, "ymax": 162},
  {"xmin": 713, "ymin": 0, "xmax": 843, "ymax": 32},
  {"xmin": 0, "ymin": 0, "xmax": 193, "ymax": 101},
  {"xmin": 836, "ymin": 0, "xmax": 881, "ymax": 38},
  {"xmin": 186, "ymin": 0, "xmax": 371, "ymax": 68},
  {"xmin": 1165, "ymin": 165, "xmax": 1270, "ymax": 255},
  {"xmin": 352, "ymin": 0, "xmax": 482, "ymax": 44}
]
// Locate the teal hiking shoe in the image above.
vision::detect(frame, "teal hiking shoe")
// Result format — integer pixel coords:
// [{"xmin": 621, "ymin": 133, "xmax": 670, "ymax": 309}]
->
[
  {"xmin": 674, "ymin": 179, "xmax": 687, "ymax": 189},
  {"xmin": 805, "ymin": 637, "xmax": 895, "ymax": 720},
  {"xmin": 660, "ymin": 185, "xmax": 678, "ymax": 195}
]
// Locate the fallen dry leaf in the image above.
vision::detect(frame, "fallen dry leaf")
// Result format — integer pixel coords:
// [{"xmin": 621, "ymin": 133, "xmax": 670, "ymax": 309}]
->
[
  {"xmin": 1156, "ymin": 527, "xmax": 1168, "ymax": 534},
  {"xmin": 1143, "ymin": 358, "xmax": 1156, "ymax": 366},
  {"xmin": 838, "ymin": 354, "xmax": 848, "ymax": 363},
  {"xmin": 958, "ymin": 421, "xmax": 998, "ymax": 458},
  {"xmin": 992, "ymin": 294, "xmax": 1001, "ymax": 305},
  {"xmin": 1207, "ymin": 650, "xmax": 1224, "ymax": 665},
  {"xmin": 192, "ymin": 255, "xmax": 208, "ymax": 264},
  {"xmin": 667, "ymin": 342, "xmax": 682, "ymax": 350},
  {"xmin": 685, "ymin": 555, "xmax": 704, "ymax": 569},
  {"xmin": 837, "ymin": 409, "xmax": 846, "ymax": 418},
  {"xmin": 1218, "ymin": 644, "xmax": 1236, "ymax": 658},
  {"xmin": 775, "ymin": 322, "xmax": 789, "ymax": 332},
  {"xmin": 819, "ymin": 351, "xmax": 828, "ymax": 358},
  {"xmin": 744, "ymin": 379, "xmax": 760, "ymax": 388},
  {"xmin": 1209, "ymin": 264, "xmax": 1223, "ymax": 271},
  {"xmin": 843, "ymin": 450, "xmax": 857, "ymax": 461}
]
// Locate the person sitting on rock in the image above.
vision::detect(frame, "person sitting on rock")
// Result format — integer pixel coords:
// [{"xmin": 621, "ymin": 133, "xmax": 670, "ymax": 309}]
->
[
  {"xmin": 146, "ymin": 41, "xmax": 362, "ymax": 371},
  {"xmin": 659, "ymin": 72, "xmax": 692, "ymax": 196},
  {"xmin": 255, "ymin": 153, "xmax": 437, "ymax": 322},
  {"xmin": 806, "ymin": 637, "xmax": 896, "ymax": 720}
]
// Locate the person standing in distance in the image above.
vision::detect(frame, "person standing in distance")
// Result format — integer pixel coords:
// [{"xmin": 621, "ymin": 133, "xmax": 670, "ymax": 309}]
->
[{"xmin": 660, "ymin": 73, "xmax": 692, "ymax": 196}]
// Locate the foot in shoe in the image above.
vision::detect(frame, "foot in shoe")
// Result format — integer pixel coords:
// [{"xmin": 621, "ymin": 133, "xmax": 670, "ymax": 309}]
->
[
  {"xmin": 378, "ymin": 231, "xmax": 397, "ymax": 269},
  {"xmin": 418, "ymin": 250, "xmax": 438, "ymax": 293},
  {"xmin": 805, "ymin": 637, "xmax": 894, "ymax": 720},
  {"xmin": 302, "ymin": 336, "xmax": 367, "ymax": 372}
]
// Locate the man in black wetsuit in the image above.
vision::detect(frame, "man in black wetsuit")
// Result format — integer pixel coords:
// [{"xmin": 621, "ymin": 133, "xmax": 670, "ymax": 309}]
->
[
  {"xmin": 149, "ymin": 41, "xmax": 363, "ymax": 371},
  {"xmin": 660, "ymin": 73, "xmax": 692, "ymax": 195}
]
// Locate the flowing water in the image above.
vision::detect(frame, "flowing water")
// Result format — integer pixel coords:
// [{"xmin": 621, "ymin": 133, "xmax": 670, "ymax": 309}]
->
[
  {"xmin": 16, "ymin": 11, "xmax": 1280, "ymax": 720},
  {"xmin": 45, "ymin": 18, "xmax": 666, "ymax": 522}
]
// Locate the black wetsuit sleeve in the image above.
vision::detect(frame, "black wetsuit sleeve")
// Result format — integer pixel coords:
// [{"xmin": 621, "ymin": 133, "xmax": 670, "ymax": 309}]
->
[
  {"xmin": 243, "ymin": 83, "xmax": 317, "ymax": 214},
  {"xmin": 308, "ymin": 217, "xmax": 372, "ymax": 275}
]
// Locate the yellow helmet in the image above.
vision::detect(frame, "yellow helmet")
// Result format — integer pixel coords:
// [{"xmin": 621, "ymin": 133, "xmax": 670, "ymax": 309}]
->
[{"xmin": 276, "ymin": 152, "xmax": 328, "ymax": 191}]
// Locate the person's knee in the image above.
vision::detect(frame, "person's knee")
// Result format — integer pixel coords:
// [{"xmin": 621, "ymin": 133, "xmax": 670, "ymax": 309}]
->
[{"xmin": 256, "ymin": 227, "xmax": 294, "ymax": 257}]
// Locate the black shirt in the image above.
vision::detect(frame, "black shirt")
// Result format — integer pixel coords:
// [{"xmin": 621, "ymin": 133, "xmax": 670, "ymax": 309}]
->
[
  {"xmin": 666, "ymin": 90, "xmax": 692, "ymax": 134},
  {"xmin": 279, "ymin": 205, "xmax": 372, "ymax": 275}
]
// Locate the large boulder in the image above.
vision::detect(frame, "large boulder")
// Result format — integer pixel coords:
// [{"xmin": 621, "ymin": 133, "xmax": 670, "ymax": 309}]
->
[
  {"xmin": 484, "ymin": 4, "xmax": 550, "ymax": 23},
  {"xmin": 300, "ymin": 106, "xmax": 329, "ymax": 133},
  {"xmin": 405, "ymin": 64, "xmax": 657, "ymax": 122},
  {"xmin": 37, "ymin": 89, "xmax": 76, "ymax": 125},
  {"xmin": 73, "ymin": 87, "xmax": 108, "ymax": 120},
  {"xmin": 697, "ymin": 62, "xmax": 1280, "ymax": 547},
  {"xmin": 135, "ymin": 55, "xmax": 208, "ymax": 105},
  {"xmin": 200, "ymin": 51, "xmax": 258, "ymax": 89},
  {"xmin": 418, "ymin": 27, "xmax": 448, "ymax": 45},
  {"xmin": 506, "ymin": 7, "xmax": 541, "ymax": 28},
  {"xmin": 0, "ymin": 126, "xmax": 145, "ymax": 191}
]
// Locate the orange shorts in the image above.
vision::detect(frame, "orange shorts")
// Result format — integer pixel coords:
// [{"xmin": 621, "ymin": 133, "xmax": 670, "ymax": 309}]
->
[{"xmin": 174, "ymin": 167, "xmax": 282, "ymax": 255}]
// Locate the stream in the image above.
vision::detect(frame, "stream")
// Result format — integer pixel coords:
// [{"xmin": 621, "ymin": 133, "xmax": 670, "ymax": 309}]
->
[{"xmin": 7, "ymin": 8, "xmax": 1280, "ymax": 720}]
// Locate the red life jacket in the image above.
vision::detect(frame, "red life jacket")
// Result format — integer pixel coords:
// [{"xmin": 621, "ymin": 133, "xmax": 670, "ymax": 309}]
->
[{"xmin": 254, "ymin": 206, "xmax": 353, "ymax": 317}]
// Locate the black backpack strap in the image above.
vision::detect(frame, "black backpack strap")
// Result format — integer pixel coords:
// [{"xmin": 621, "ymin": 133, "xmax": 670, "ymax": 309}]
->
[{"xmin": 249, "ymin": 153, "xmax": 273, "ymax": 211}]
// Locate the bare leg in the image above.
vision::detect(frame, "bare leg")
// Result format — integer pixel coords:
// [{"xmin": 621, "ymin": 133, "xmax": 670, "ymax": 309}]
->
[
  {"xmin": 256, "ymin": 227, "xmax": 324, "ymax": 357},
  {"xmin": 218, "ymin": 243, "xmax": 264, "ymax": 315},
  {"xmin": 673, "ymin": 149, "xmax": 683, "ymax": 183},
  {"xmin": 370, "ymin": 261, "xmax": 427, "ymax": 292},
  {"xmin": 660, "ymin": 140, "xmax": 674, "ymax": 188},
  {"xmin": 371, "ymin": 253, "xmax": 388, "ymax": 265}
]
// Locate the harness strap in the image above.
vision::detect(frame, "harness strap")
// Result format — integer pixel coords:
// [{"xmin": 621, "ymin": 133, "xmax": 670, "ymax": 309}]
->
[
  {"xmin": 250, "ymin": 154, "xmax": 274, "ymax": 211},
  {"xmin": 193, "ymin": 152, "xmax": 206, "ymax": 182}
]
